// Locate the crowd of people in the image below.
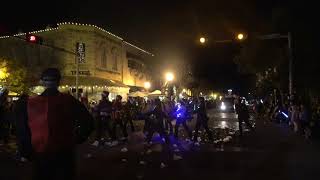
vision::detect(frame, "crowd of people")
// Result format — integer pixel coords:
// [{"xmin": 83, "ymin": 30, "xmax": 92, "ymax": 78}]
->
[
  {"xmin": 89, "ymin": 90, "xmax": 215, "ymax": 147},
  {"xmin": 253, "ymin": 94, "xmax": 320, "ymax": 139},
  {"xmin": 1, "ymin": 68, "xmax": 233, "ymax": 179}
]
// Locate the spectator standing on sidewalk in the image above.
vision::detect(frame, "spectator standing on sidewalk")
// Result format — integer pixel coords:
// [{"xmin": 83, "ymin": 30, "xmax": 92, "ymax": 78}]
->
[{"xmin": 15, "ymin": 68, "xmax": 94, "ymax": 180}]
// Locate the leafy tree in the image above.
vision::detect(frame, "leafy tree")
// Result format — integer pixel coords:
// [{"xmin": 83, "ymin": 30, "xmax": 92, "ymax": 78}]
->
[{"xmin": 0, "ymin": 57, "xmax": 30, "ymax": 94}]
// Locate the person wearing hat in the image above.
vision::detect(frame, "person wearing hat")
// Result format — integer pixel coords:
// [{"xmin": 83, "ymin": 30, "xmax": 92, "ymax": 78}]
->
[
  {"xmin": 15, "ymin": 68, "xmax": 94, "ymax": 180},
  {"xmin": 92, "ymin": 91, "xmax": 113, "ymax": 147}
]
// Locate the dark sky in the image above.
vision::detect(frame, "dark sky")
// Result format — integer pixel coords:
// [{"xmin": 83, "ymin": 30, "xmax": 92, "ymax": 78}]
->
[{"xmin": 1, "ymin": 0, "xmax": 292, "ymax": 91}]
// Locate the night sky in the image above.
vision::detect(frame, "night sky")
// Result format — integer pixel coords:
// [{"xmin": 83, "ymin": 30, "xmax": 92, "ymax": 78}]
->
[{"xmin": 1, "ymin": 0, "xmax": 304, "ymax": 92}]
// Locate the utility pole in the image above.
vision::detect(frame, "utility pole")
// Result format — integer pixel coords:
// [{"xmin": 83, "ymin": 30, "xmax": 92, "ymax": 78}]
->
[{"xmin": 288, "ymin": 32, "xmax": 293, "ymax": 98}]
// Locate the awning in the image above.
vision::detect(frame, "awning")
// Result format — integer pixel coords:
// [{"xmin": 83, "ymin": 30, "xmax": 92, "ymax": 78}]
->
[
  {"xmin": 128, "ymin": 91, "xmax": 148, "ymax": 97},
  {"xmin": 60, "ymin": 76, "xmax": 129, "ymax": 88},
  {"xmin": 128, "ymin": 85, "xmax": 145, "ymax": 93}
]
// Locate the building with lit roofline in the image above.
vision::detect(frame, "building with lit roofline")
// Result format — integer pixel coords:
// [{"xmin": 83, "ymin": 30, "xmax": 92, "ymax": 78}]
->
[{"xmin": 0, "ymin": 22, "xmax": 153, "ymax": 101}]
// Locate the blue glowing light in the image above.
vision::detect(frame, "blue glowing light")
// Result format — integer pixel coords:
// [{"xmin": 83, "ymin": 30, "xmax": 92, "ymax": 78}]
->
[{"xmin": 281, "ymin": 112, "xmax": 289, "ymax": 118}]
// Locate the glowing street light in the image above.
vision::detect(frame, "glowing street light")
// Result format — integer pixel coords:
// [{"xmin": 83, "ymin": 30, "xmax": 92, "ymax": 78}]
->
[
  {"xmin": 144, "ymin": 81, "xmax": 151, "ymax": 90},
  {"xmin": 237, "ymin": 33, "xmax": 244, "ymax": 40},
  {"xmin": 165, "ymin": 72, "xmax": 174, "ymax": 82},
  {"xmin": 200, "ymin": 37, "xmax": 206, "ymax": 44}
]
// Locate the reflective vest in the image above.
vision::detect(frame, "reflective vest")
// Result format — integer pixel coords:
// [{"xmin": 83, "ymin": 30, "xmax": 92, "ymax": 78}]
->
[{"xmin": 27, "ymin": 94, "xmax": 75, "ymax": 153}]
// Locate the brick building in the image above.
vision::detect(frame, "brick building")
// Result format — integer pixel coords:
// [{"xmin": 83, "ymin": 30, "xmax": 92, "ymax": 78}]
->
[{"xmin": 0, "ymin": 22, "xmax": 153, "ymax": 101}]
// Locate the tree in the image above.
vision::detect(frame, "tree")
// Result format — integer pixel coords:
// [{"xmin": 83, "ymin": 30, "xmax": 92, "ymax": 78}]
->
[
  {"xmin": 0, "ymin": 57, "xmax": 30, "ymax": 94},
  {"xmin": 234, "ymin": 37, "xmax": 289, "ymax": 99}
]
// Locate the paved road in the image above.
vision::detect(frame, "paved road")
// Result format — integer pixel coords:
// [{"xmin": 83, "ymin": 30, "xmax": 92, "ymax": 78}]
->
[{"xmin": 1, "ymin": 109, "xmax": 320, "ymax": 180}]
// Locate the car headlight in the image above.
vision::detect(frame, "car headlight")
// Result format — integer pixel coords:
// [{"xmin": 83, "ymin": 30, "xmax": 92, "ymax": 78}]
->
[{"xmin": 220, "ymin": 102, "xmax": 226, "ymax": 110}]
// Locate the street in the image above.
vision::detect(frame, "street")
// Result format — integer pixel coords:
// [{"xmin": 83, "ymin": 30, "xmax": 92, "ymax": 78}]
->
[{"xmin": 1, "ymin": 109, "xmax": 320, "ymax": 180}]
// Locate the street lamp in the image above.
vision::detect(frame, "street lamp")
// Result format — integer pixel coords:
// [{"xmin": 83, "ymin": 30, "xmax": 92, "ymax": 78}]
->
[
  {"xmin": 200, "ymin": 37, "xmax": 206, "ymax": 44},
  {"xmin": 237, "ymin": 33, "xmax": 244, "ymax": 40},
  {"xmin": 165, "ymin": 72, "xmax": 174, "ymax": 82},
  {"xmin": 144, "ymin": 81, "xmax": 151, "ymax": 90}
]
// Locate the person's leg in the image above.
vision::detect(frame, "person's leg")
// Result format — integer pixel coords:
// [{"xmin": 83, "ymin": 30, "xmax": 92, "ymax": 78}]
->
[
  {"xmin": 182, "ymin": 121, "xmax": 192, "ymax": 139},
  {"xmin": 95, "ymin": 117, "xmax": 102, "ymax": 141},
  {"xmin": 193, "ymin": 119, "xmax": 201, "ymax": 142},
  {"xmin": 203, "ymin": 119, "xmax": 213, "ymax": 141},
  {"xmin": 119, "ymin": 120, "xmax": 128, "ymax": 138},
  {"xmin": 174, "ymin": 121, "xmax": 181, "ymax": 138},
  {"xmin": 56, "ymin": 151, "xmax": 75, "ymax": 180},
  {"xmin": 33, "ymin": 155, "xmax": 54, "ymax": 180},
  {"xmin": 106, "ymin": 118, "xmax": 113, "ymax": 139},
  {"xmin": 146, "ymin": 124, "xmax": 155, "ymax": 143},
  {"xmin": 129, "ymin": 118, "xmax": 135, "ymax": 132},
  {"xmin": 244, "ymin": 118, "xmax": 253, "ymax": 130},
  {"xmin": 111, "ymin": 120, "xmax": 117, "ymax": 141},
  {"xmin": 143, "ymin": 118, "xmax": 150, "ymax": 134},
  {"xmin": 238, "ymin": 119, "xmax": 243, "ymax": 136}
]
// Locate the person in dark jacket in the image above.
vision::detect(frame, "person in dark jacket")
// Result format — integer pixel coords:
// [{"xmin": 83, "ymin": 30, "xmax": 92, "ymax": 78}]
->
[
  {"xmin": 145, "ymin": 98, "xmax": 169, "ymax": 144},
  {"xmin": 0, "ymin": 89, "xmax": 11, "ymax": 145},
  {"xmin": 111, "ymin": 95, "xmax": 128, "ymax": 144},
  {"xmin": 193, "ymin": 97, "xmax": 213, "ymax": 144},
  {"xmin": 236, "ymin": 99, "xmax": 253, "ymax": 136},
  {"xmin": 15, "ymin": 68, "xmax": 94, "ymax": 180},
  {"xmin": 91, "ymin": 91, "xmax": 113, "ymax": 147},
  {"xmin": 174, "ymin": 100, "xmax": 192, "ymax": 140}
]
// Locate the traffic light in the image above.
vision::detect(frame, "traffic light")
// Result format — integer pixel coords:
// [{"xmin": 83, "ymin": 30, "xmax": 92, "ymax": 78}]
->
[{"xmin": 26, "ymin": 34, "xmax": 42, "ymax": 44}]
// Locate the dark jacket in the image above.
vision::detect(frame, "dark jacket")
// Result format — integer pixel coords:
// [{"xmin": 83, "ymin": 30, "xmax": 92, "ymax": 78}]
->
[{"xmin": 15, "ymin": 89, "xmax": 94, "ymax": 158}]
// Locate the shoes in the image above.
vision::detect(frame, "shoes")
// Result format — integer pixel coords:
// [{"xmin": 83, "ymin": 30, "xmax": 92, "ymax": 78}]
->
[
  {"xmin": 121, "ymin": 147, "xmax": 128, "ymax": 152},
  {"xmin": 194, "ymin": 142, "xmax": 200, "ymax": 146},
  {"xmin": 108, "ymin": 141, "xmax": 118, "ymax": 147},
  {"xmin": 160, "ymin": 162, "xmax": 167, "ymax": 168},
  {"xmin": 173, "ymin": 144, "xmax": 178, "ymax": 148},
  {"xmin": 120, "ymin": 137, "xmax": 128, "ymax": 141},
  {"xmin": 91, "ymin": 141, "xmax": 99, "ymax": 147},
  {"xmin": 105, "ymin": 142, "xmax": 112, "ymax": 146},
  {"xmin": 173, "ymin": 154, "xmax": 183, "ymax": 161}
]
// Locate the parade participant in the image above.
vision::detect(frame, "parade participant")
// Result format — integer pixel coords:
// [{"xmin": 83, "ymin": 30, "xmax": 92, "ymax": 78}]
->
[
  {"xmin": 92, "ymin": 91, "xmax": 113, "ymax": 147},
  {"xmin": 145, "ymin": 98, "xmax": 169, "ymax": 144},
  {"xmin": 162, "ymin": 97, "xmax": 174, "ymax": 134},
  {"xmin": 237, "ymin": 99, "xmax": 254, "ymax": 136},
  {"xmin": 174, "ymin": 100, "xmax": 192, "ymax": 140},
  {"xmin": 15, "ymin": 68, "xmax": 94, "ymax": 180},
  {"xmin": 111, "ymin": 95, "xmax": 128, "ymax": 143},
  {"xmin": 123, "ymin": 97, "xmax": 135, "ymax": 133},
  {"xmin": 193, "ymin": 97, "xmax": 213, "ymax": 144},
  {"xmin": 142, "ymin": 99, "xmax": 153, "ymax": 135}
]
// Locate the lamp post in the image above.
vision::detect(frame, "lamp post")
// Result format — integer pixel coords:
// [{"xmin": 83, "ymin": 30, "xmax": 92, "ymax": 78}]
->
[
  {"xmin": 144, "ymin": 81, "xmax": 151, "ymax": 92},
  {"xmin": 164, "ymin": 72, "xmax": 174, "ymax": 99}
]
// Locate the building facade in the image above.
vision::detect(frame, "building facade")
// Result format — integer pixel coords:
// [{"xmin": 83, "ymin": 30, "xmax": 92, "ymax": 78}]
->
[{"xmin": 0, "ymin": 22, "xmax": 153, "ymax": 101}]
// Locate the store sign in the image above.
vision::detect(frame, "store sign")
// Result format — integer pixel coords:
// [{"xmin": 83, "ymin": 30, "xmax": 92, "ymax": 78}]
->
[
  {"xmin": 71, "ymin": 70, "xmax": 91, "ymax": 75},
  {"xmin": 76, "ymin": 42, "xmax": 85, "ymax": 63}
]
